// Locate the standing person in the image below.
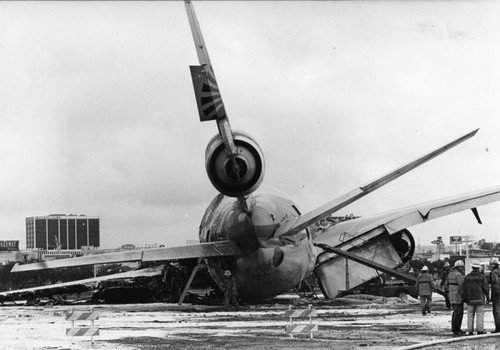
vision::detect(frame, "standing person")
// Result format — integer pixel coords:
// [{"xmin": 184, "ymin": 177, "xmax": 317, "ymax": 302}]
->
[
  {"xmin": 490, "ymin": 258, "xmax": 500, "ymax": 333},
  {"xmin": 416, "ymin": 265, "xmax": 434, "ymax": 315},
  {"xmin": 223, "ymin": 270, "xmax": 239, "ymax": 311},
  {"xmin": 441, "ymin": 261, "xmax": 451, "ymax": 309},
  {"xmin": 462, "ymin": 260, "xmax": 490, "ymax": 335},
  {"xmin": 445, "ymin": 260, "xmax": 466, "ymax": 335}
]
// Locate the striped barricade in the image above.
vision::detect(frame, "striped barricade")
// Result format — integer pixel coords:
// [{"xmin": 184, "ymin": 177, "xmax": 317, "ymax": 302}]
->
[
  {"xmin": 285, "ymin": 304, "xmax": 318, "ymax": 339},
  {"xmin": 66, "ymin": 327, "xmax": 100, "ymax": 337},
  {"xmin": 66, "ymin": 309, "xmax": 100, "ymax": 344},
  {"xmin": 66, "ymin": 310, "xmax": 100, "ymax": 322}
]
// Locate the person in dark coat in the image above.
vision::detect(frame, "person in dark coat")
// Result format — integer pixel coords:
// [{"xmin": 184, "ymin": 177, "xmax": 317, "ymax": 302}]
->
[
  {"xmin": 441, "ymin": 261, "xmax": 451, "ymax": 309},
  {"xmin": 462, "ymin": 260, "xmax": 489, "ymax": 335},
  {"xmin": 445, "ymin": 260, "xmax": 465, "ymax": 335},
  {"xmin": 416, "ymin": 265, "xmax": 433, "ymax": 315},
  {"xmin": 490, "ymin": 258, "xmax": 500, "ymax": 333}
]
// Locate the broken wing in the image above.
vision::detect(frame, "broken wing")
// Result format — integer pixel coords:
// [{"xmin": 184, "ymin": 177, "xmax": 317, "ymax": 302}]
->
[
  {"xmin": 0, "ymin": 266, "xmax": 164, "ymax": 301},
  {"xmin": 11, "ymin": 241, "xmax": 241, "ymax": 273},
  {"xmin": 312, "ymin": 186, "xmax": 500, "ymax": 298},
  {"xmin": 314, "ymin": 185, "xmax": 500, "ymax": 251}
]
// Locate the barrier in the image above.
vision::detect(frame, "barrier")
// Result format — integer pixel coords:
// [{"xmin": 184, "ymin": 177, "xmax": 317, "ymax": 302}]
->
[
  {"xmin": 66, "ymin": 308, "xmax": 100, "ymax": 345},
  {"xmin": 285, "ymin": 304, "xmax": 318, "ymax": 339}
]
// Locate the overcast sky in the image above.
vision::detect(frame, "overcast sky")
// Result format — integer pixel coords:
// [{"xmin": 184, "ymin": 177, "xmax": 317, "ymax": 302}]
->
[{"xmin": 0, "ymin": 1, "xmax": 499, "ymax": 250}]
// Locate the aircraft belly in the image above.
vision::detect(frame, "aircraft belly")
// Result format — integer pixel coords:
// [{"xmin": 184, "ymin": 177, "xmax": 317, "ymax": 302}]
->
[
  {"xmin": 235, "ymin": 239, "xmax": 316, "ymax": 301},
  {"xmin": 315, "ymin": 236, "xmax": 401, "ymax": 299}
]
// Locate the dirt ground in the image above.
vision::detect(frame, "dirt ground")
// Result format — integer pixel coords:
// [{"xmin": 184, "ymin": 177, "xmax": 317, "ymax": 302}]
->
[{"xmin": 1, "ymin": 296, "xmax": 500, "ymax": 350}]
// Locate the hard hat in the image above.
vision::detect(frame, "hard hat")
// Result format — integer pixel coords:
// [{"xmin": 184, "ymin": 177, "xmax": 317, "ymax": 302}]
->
[
  {"xmin": 224, "ymin": 270, "xmax": 231, "ymax": 276},
  {"xmin": 471, "ymin": 260, "xmax": 481, "ymax": 268},
  {"xmin": 492, "ymin": 258, "xmax": 500, "ymax": 265},
  {"xmin": 454, "ymin": 260, "xmax": 464, "ymax": 267},
  {"xmin": 421, "ymin": 266, "xmax": 429, "ymax": 271}
]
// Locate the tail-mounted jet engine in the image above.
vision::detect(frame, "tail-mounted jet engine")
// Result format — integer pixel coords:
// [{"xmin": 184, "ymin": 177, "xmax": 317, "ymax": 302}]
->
[{"xmin": 205, "ymin": 131, "xmax": 265, "ymax": 197}]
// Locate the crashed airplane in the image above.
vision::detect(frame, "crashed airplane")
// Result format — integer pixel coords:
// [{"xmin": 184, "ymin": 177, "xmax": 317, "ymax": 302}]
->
[{"xmin": 4, "ymin": 1, "xmax": 500, "ymax": 302}]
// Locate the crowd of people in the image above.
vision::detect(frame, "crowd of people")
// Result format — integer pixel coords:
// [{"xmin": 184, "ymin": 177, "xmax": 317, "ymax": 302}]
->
[{"xmin": 417, "ymin": 258, "xmax": 500, "ymax": 335}]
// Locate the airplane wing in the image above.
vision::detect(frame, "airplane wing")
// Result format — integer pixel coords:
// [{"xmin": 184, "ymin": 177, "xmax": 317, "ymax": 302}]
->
[
  {"xmin": 0, "ymin": 265, "xmax": 164, "ymax": 301},
  {"xmin": 312, "ymin": 185, "xmax": 500, "ymax": 298},
  {"xmin": 283, "ymin": 129, "xmax": 478, "ymax": 236},
  {"xmin": 11, "ymin": 240, "xmax": 241, "ymax": 273},
  {"xmin": 313, "ymin": 185, "xmax": 500, "ymax": 251}
]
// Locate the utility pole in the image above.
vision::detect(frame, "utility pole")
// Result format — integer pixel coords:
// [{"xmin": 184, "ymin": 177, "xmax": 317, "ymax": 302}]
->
[
  {"xmin": 345, "ymin": 258, "xmax": 350, "ymax": 291},
  {"xmin": 462, "ymin": 235, "xmax": 474, "ymax": 258},
  {"xmin": 450, "ymin": 235, "xmax": 462, "ymax": 255},
  {"xmin": 431, "ymin": 236, "xmax": 444, "ymax": 259}
]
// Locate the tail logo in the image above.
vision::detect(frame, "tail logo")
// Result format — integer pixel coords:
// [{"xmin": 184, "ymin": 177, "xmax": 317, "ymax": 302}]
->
[{"xmin": 190, "ymin": 65, "xmax": 227, "ymax": 121}]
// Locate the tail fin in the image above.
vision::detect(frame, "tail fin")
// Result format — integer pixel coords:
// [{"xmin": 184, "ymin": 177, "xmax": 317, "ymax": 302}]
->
[
  {"xmin": 190, "ymin": 65, "xmax": 227, "ymax": 121},
  {"xmin": 185, "ymin": 1, "xmax": 227, "ymax": 122}
]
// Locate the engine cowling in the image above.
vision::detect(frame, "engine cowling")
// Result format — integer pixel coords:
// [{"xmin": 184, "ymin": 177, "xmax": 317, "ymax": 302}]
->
[
  {"xmin": 205, "ymin": 131, "xmax": 265, "ymax": 197},
  {"xmin": 389, "ymin": 229, "xmax": 416, "ymax": 263}
]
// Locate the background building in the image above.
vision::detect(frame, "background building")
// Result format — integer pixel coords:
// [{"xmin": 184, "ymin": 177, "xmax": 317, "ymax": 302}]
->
[
  {"xmin": 26, "ymin": 214, "xmax": 100, "ymax": 250},
  {"xmin": 0, "ymin": 240, "xmax": 19, "ymax": 251},
  {"xmin": 0, "ymin": 240, "xmax": 23, "ymax": 264}
]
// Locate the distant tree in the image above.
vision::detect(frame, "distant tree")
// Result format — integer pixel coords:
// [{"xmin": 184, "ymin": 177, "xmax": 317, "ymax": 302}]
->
[
  {"xmin": 477, "ymin": 239, "xmax": 495, "ymax": 252},
  {"xmin": 495, "ymin": 243, "xmax": 500, "ymax": 255},
  {"xmin": 482, "ymin": 242, "xmax": 495, "ymax": 251}
]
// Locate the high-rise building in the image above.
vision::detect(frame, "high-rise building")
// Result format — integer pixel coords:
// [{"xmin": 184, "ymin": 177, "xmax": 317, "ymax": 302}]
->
[{"xmin": 26, "ymin": 214, "xmax": 100, "ymax": 250}]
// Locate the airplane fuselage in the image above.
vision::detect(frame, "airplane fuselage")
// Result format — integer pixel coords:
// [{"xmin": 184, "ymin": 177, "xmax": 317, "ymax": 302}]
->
[{"xmin": 199, "ymin": 193, "xmax": 317, "ymax": 301}]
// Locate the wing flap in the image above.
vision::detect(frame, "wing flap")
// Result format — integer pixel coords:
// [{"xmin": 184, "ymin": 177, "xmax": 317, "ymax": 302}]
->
[
  {"xmin": 425, "ymin": 188, "xmax": 500, "ymax": 222},
  {"xmin": 384, "ymin": 186, "xmax": 500, "ymax": 234}
]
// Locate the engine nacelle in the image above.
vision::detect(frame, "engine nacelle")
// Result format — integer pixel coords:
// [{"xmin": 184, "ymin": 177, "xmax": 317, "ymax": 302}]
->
[
  {"xmin": 389, "ymin": 229, "xmax": 416, "ymax": 263},
  {"xmin": 205, "ymin": 131, "xmax": 265, "ymax": 197}
]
